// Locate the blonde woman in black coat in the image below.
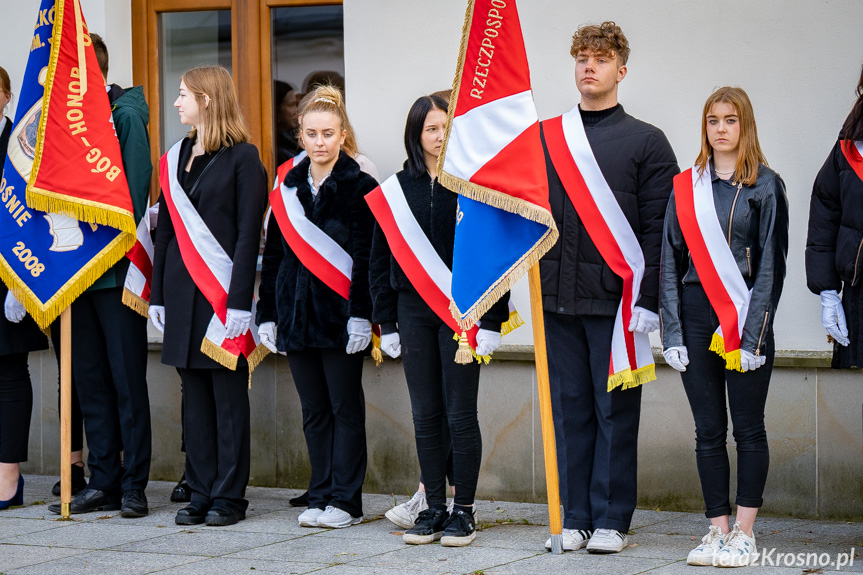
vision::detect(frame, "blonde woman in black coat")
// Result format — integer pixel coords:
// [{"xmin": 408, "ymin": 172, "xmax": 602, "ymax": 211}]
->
[{"xmin": 149, "ymin": 66, "xmax": 267, "ymax": 527}]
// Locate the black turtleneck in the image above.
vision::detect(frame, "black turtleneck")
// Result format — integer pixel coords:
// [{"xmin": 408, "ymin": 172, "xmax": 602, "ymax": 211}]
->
[{"xmin": 579, "ymin": 104, "xmax": 621, "ymax": 127}]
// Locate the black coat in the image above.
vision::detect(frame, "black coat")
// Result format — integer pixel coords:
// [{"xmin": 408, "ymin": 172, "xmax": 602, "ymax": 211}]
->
[
  {"xmin": 369, "ymin": 165, "xmax": 509, "ymax": 334},
  {"xmin": 151, "ymin": 139, "xmax": 268, "ymax": 368},
  {"xmin": 539, "ymin": 105, "xmax": 679, "ymax": 316},
  {"xmin": 257, "ymin": 152, "xmax": 377, "ymax": 352},
  {"xmin": 806, "ymin": 138, "xmax": 863, "ymax": 367},
  {"xmin": 0, "ymin": 117, "xmax": 49, "ymax": 356}
]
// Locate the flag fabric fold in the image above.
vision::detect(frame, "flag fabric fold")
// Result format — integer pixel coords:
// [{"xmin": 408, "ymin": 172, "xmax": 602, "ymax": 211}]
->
[
  {"xmin": 439, "ymin": 0, "xmax": 557, "ymax": 333},
  {"xmin": 121, "ymin": 214, "xmax": 154, "ymax": 317},
  {"xmin": 0, "ymin": 0, "xmax": 135, "ymax": 329}
]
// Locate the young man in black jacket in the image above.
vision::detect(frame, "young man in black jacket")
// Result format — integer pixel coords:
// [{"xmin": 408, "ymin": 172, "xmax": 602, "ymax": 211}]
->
[{"xmin": 538, "ymin": 22, "xmax": 679, "ymax": 554}]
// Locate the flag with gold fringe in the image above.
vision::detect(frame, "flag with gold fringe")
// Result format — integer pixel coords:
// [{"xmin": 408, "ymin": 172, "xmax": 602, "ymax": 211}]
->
[
  {"xmin": 0, "ymin": 0, "xmax": 135, "ymax": 328},
  {"xmin": 438, "ymin": 0, "xmax": 557, "ymax": 363}
]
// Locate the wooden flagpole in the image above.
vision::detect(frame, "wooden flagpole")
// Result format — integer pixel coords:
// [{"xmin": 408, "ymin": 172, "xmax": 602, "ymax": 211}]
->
[
  {"xmin": 528, "ymin": 263, "xmax": 563, "ymax": 553},
  {"xmin": 59, "ymin": 307, "xmax": 72, "ymax": 518}
]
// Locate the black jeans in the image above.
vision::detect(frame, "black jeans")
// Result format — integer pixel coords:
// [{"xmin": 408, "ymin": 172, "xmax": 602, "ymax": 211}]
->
[
  {"xmin": 679, "ymin": 284, "xmax": 773, "ymax": 518},
  {"xmin": 287, "ymin": 347, "xmax": 366, "ymax": 518},
  {"xmin": 71, "ymin": 288, "xmax": 151, "ymax": 493},
  {"xmin": 544, "ymin": 311, "xmax": 642, "ymax": 533},
  {"xmin": 0, "ymin": 353, "xmax": 32, "ymax": 463},
  {"xmin": 399, "ymin": 290, "xmax": 481, "ymax": 508},
  {"xmin": 178, "ymin": 366, "xmax": 250, "ymax": 510}
]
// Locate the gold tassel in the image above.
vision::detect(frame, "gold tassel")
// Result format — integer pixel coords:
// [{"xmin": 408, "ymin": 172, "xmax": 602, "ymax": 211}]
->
[
  {"xmin": 454, "ymin": 330, "xmax": 473, "ymax": 364},
  {"xmin": 371, "ymin": 346, "xmax": 383, "ymax": 367},
  {"xmin": 121, "ymin": 289, "xmax": 149, "ymax": 317}
]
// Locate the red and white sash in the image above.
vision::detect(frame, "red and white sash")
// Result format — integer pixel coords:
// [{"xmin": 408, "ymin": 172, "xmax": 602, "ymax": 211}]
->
[
  {"xmin": 365, "ymin": 175, "xmax": 523, "ymax": 361},
  {"xmin": 674, "ymin": 166, "xmax": 750, "ymax": 371},
  {"xmin": 159, "ymin": 140, "xmax": 268, "ymax": 373},
  {"xmin": 269, "ymin": 152, "xmax": 352, "ymax": 299},
  {"xmin": 121, "ymin": 214, "xmax": 154, "ymax": 316},
  {"xmin": 543, "ymin": 107, "xmax": 655, "ymax": 391},
  {"xmin": 841, "ymin": 140, "xmax": 863, "ymax": 182}
]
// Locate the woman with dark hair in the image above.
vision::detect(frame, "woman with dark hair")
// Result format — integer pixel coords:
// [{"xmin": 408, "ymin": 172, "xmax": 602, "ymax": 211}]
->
[
  {"xmin": 806, "ymin": 65, "xmax": 863, "ymax": 369},
  {"xmin": 0, "ymin": 65, "xmax": 50, "ymax": 510},
  {"xmin": 369, "ymin": 94, "xmax": 507, "ymax": 547},
  {"xmin": 149, "ymin": 65, "xmax": 268, "ymax": 527},
  {"xmin": 661, "ymin": 86, "xmax": 788, "ymax": 567}
]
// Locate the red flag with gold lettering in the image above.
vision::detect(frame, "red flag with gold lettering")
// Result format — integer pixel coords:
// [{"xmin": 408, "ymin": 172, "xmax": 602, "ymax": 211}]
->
[{"xmin": 28, "ymin": 0, "xmax": 136, "ymax": 237}]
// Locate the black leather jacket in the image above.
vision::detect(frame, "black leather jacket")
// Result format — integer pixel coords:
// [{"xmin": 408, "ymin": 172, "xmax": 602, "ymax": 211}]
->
[{"xmin": 660, "ymin": 163, "xmax": 789, "ymax": 354}]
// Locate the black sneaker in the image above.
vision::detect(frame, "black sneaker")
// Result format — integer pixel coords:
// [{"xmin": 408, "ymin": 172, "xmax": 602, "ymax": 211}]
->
[
  {"xmin": 440, "ymin": 505, "xmax": 476, "ymax": 547},
  {"xmin": 403, "ymin": 506, "xmax": 448, "ymax": 545},
  {"xmin": 51, "ymin": 464, "xmax": 87, "ymax": 497}
]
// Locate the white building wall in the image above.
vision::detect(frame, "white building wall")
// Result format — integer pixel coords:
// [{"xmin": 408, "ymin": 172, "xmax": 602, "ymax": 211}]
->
[{"xmin": 345, "ymin": 0, "xmax": 863, "ymax": 352}]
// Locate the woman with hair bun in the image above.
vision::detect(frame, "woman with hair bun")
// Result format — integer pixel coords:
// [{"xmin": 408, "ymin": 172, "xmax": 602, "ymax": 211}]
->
[
  {"xmin": 149, "ymin": 65, "xmax": 268, "ymax": 527},
  {"xmin": 661, "ymin": 86, "xmax": 788, "ymax": 567},
  {"xmin": 257, "ymin": 84, "xmax": 377, "ymax": 529}
]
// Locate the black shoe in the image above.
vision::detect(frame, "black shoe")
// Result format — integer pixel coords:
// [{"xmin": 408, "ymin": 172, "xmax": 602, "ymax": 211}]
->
[
  {"xmin": 120, "ymin": 489, "xmax": 149, "ymax": 518},
  {"xmin": 440, "ymin": 505, "xmax": 477, "ymax": 547},
  {"xmin": 51, "ymin": 464, "xmax": 87, "ymax": 497},
  {"xmin": 403, "ymin": 506, "xmax": 449, "ymax": 545},
  {"xmin": 171, "ymin": 475, "xmax": 191, "ymax": 503},
  {"xmin": 205, "ymin": 500, "xmax": 246, "ymax": 526},
  {"xmin": 175, "ymin": 500, "xmax": 210, "ymax": 525},
  {"xmin": 289, "ymin": 490, "xmax": 309, "ymax": 507},
  {"xmin": 48, "ymin": 488, "xmax": 121, "ymax": 515}
]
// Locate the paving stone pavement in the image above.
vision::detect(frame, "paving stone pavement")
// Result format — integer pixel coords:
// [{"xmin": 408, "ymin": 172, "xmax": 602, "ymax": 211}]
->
[{"xmin": 1, "ymin": 475, "xmax": 862, "ymax": 574}]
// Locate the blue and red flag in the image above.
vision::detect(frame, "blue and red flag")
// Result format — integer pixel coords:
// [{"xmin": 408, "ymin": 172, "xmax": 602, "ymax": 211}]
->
[
  {"xmin": 0, "ymin": 0, "xmax": 135, "ymax": 328},
  {"xmin": 438, "ymin": 0, "xmax": 557, "ymax": 337}
]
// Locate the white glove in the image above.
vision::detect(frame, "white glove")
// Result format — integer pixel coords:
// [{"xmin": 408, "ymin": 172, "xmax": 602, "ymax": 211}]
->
[
  {"xmin": 820, "ymin": 290, "xmax": 849, "ymax": 346},
  {"xmin": 224, "ymin": 308, "xmax": 252, "ymax": 340},
  {"xmin": 4, "ymin": 291, "xmax": 25, "ymax": 323},
  {"xmin": 381, "ymin": 332, "xmax": 401, "ymax": 358},
  {"xmin": 258, "ymin": 322, "xmax": 277, "ymax": 353},
  {"xmin": 148, "ymin": 203, "xmax": 160, "ymax": 230},
  {"xmin": 346, "ymin": 317, "xmax": 372, "ymax": 354},
  {"xmin": 628, "ymin": 306, "xmax": 660, "ymax": 334},
  {"xmin": 474, "ymin": 328, "xmax": 502, "ymax": 356},
  {"xmin": 148, "ymin": 304, "xmax": 166, "ymax": 333},
  {"xmin": 740, "ymin": 349, "xmax": 766, "ymax": 372},
  {"xmin": 663, "ymin": 346, "xmax": 689, "ymax": 372}
]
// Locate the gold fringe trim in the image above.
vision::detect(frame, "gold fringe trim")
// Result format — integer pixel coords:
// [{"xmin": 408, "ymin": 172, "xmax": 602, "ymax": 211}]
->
[
  {"xmin": 200, "ymin": 337, "xmax": 239, "ymax": 371},
  {"xmin": 449, "ymin": 222, "xmax": 557, "ymax": 331},
  {"xmin": 708, "ymin": 332, "xmax": 745, "ymax": 372},
  {"xmin": 122, "ymin": 289, "xmax": 149, "ymax": 317},
  {"xmin": 501, "ymin": 309, "xmax": 525, "ymax": 336},
  {"xmin": 371, "ymin": 346, "xmax": 383, "ymax": 367},
  {"xmin": 0, "ymin": 230, "xmax": 135, "ymax": 329},
  {"xmin": 606, "ymin": 363, "xmax": 657, "ymax": 393},
  {"xmin": 25, "ymin": 191, "xmax": 137, "ymax": 235},
  {"xmin": 246, "ymin": 342, "xmax": 270, "ymax": 389}
]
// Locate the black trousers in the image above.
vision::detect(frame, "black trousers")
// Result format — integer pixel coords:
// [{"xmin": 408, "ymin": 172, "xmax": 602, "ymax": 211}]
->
[
  {"xmin": 71, "ymin": 288, "xmax": 151, "ymax": 493},
  {"xmin": 0, "ymin": 353, "xmax": 32, "ymax": 463},
  {"xmin": 50, "ymin": 325, "xmax": 83, "ymax": 453},
  {"xmin": 679, "ymin": 284, "xmax": 773, "ymax": 517},
  {"xmin": 545, "ymin": 312, "xmax": 642, "ymax": 533},
  {"xmin": 177, "ymin": 366, "xmax": 250, "ymax": 509},
  {"xmin": 399, "ymin": 290, "xmax": 481, "ymax": 508},
  {"xmin": 287, "ymin": 347, "xmax": 366, "ymax": 518}
]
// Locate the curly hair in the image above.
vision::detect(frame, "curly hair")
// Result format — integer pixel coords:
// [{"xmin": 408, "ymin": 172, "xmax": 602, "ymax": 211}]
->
[{"xmin": 570, "ymin": 21, "xmax": 630, "ymax": 65}]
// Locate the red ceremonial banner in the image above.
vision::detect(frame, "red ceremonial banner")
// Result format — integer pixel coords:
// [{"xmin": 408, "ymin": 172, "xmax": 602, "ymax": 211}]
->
[{"xmin": 28, "ymin": 0, "xmax": 136, "ymax": 237}]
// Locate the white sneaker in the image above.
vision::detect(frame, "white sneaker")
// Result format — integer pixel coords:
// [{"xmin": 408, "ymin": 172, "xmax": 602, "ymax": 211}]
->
[
  {"xmin": 687, "ymin": 525, "xmax": 726, "ymax": 566},
  {"xmin": 317, "ymin": 505, "xmax": 362, "ymax": 528},
  {"xmin": 714, "ymin": 522, "xmax": 757, "ymax": 567},
  {"xmin": 385, "ymin": 491, "xmax": 428, "ymax": 529},
  {"xmin": 586, "ymin": 528, "xmax": 628, "ymax": 554},
  {"xmin": 545, "ymin": 528, "xmax": 592, "ymax": 551},
  {"xmin": 298, "ymin": 507, "xmax": 324, "ymax": 527}
]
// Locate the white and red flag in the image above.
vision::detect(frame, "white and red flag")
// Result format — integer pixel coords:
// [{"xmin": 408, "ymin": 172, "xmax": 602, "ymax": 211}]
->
[
  {"xmin": 674, "ymin": 166, "xmax": 751, "ymax": 372},
  {"xmin": 439, "ymin": 0, "xmax": 557, "ymax": 360},
  {"xmin": 121, "ymin": 214, "xmax": 154, "ymax": 316},
  {"xmin": 543, "ymin": 108, "xmax": 655, "ymax": 390}
]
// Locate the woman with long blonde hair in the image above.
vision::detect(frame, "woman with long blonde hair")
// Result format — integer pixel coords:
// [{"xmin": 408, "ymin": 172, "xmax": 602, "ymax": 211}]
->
[
  {"xmin": 660, "ymin": 86, "xmax": 788, "ymax": 567},
  {"xmin": 149, "ymin": 65, "xmax": 268, "ymax": 527}
]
